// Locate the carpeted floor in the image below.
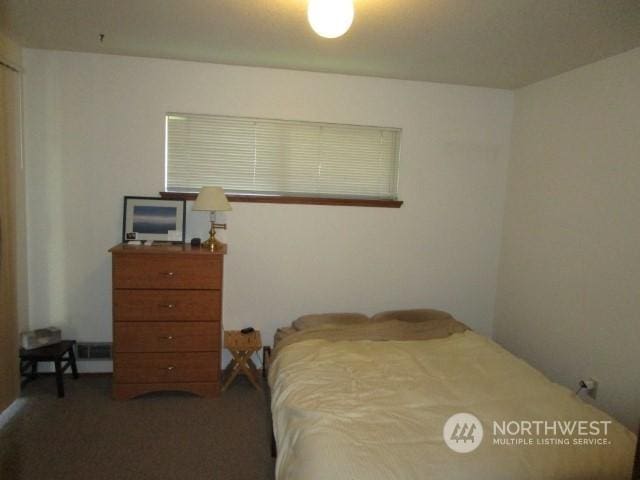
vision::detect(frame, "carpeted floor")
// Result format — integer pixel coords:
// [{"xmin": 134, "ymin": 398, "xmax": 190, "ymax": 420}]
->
[{"xmin": 0, "ymin": 375, "xmax": 275, "ymax": 480}]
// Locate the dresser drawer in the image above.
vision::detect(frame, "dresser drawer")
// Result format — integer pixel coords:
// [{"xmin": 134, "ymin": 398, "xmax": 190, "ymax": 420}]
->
[
  {"xmin": 114, "ymin": 322, "xmax": 220, "ymax": 352},
  {"xmin": 114, "ymin": 352, "xmax": 219, "ymax": 384},
  {"xmin": 113, "ymin": 254, "xmax": 222, "ymax": 290},
  {"xmin": 113, "ymin": 290, "xmax": 221, "ymax": 322}
]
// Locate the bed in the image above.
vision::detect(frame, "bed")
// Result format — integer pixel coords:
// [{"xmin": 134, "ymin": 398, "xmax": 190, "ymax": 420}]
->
[{"xmin": 268, "ymin": 309, "xmax": 637, "ymax": 480}]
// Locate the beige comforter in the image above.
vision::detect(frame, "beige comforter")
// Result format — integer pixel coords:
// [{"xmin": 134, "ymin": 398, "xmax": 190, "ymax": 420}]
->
[{"xmin": 269, "ymin": 324, "xmax": 635, "ymax": 480}]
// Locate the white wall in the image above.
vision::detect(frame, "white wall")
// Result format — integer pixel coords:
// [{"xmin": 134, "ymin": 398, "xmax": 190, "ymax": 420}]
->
[
  {"xmin": 23, "ymin": 49, "xmax": 513, "ymax": 370},
  {"xmin": 495, "ymin": 47, "xmax": 640, "ymax": 428}
]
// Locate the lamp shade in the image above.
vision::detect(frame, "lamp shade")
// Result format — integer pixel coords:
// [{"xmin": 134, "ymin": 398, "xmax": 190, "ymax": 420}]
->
[
  {"xmin": 192, "ymin": 186, "xmax": 232, "ymax": 212},
  {"xmin": 308, "ymin": 0, "xmax": 354, "ymax": 39}
]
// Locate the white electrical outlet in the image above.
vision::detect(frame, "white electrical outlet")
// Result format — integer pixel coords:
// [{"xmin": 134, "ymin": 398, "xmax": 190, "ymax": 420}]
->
[{"xmin": 579, "ymin": 378, "xmax": 599, "ymax": 399}]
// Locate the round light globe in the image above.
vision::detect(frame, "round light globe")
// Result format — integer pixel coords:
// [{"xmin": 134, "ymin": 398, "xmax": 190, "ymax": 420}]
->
[{"xmin": 307, "ymin": 0, "xmax": 354, "ymax": 39}]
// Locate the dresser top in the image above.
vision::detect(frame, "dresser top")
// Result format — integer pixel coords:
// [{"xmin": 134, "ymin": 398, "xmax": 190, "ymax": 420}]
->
[{"xmin": 109, "ymin": 242, "xmax": 227, "ymax": 255}]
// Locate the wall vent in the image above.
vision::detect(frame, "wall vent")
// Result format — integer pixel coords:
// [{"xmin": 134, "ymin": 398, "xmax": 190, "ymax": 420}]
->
[{"xmin": 77, "ymin": 342, "xmax": 112, "ymax": 360}]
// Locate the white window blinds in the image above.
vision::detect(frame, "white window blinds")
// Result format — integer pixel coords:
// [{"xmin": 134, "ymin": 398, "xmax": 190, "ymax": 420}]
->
[{"xmin": 165, "ymin": 113, "xmax": 401, "ymax": 199}]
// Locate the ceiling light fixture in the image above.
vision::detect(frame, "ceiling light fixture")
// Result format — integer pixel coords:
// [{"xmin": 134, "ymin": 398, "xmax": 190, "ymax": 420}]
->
[{"xmin": 307, "ymin": 0, "xmax": 354, "ymax": 39}]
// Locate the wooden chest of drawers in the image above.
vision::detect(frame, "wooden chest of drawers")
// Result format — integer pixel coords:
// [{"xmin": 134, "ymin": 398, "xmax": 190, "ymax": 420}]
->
[{"xmin": 109, "ymin": 243, "xmax": 225, "ymax": 400}]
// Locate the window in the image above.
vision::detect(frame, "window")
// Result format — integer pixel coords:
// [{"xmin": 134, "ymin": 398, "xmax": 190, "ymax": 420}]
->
[{"xmin": 165, "ymin": 113, "xmax": 401, "ymax": 201}]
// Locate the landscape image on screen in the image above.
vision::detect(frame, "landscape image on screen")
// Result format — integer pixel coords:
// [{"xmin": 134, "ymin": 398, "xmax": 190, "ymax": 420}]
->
[{"xmin": 132, "ymin": 206, "xmax": 177, "ymax": 234}]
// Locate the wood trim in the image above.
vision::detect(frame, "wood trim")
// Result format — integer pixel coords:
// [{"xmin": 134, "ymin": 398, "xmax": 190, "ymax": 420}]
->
[
  {"xmin": 159, "ymin": 192, "xmax": 403, "ymax": 208},
  {"xmin": 0, "ymin": 65, "xmax": 21, "ymax": 412},
  {"xmin": 634, "ymin": 424, "xmax": 640, "ymax": 480},
  {"xmin": 0, "ymin": 32, "xmax": 23, "ymax": 72}
]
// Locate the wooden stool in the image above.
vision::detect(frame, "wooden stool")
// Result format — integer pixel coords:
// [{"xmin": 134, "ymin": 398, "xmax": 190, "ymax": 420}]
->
[
  {"xmin": 222, "ymin": 330, "xmax": 262, "ymax": 391},
  {"xmin": 19, "ymin": 340, "xmax": 79, "ymax": 398}
]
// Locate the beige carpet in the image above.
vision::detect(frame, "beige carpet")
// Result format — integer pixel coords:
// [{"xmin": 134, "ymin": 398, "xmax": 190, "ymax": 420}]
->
[{"xmin": 0, "ymin": 375, "xmax": 275, "ymax": 480}]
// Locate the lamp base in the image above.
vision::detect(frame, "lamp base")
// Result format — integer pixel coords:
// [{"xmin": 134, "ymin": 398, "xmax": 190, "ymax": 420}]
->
[
  {"xmin": 203, "ymin": 221, "xmax": 226, "ymax": 252},
  {"xmin": 202, "ymin": 237, "xmax": 224, "ymax": 252}
]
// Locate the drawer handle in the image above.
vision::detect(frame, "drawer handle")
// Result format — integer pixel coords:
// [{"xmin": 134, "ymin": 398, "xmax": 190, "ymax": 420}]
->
[
  {"xmin": 159, "ymin": 335, "xmax": 175, "ymax": 340},
  {"xmin": 166, "ymin": 366, "xmax": 176, "ymax": 371},
  {"xmin": 161, "ymin": 271, "xmax": 176, "ymax": 277},
  {"xmin": 159, "ymin": 304, "xmax": 176, "ymax": 309}
]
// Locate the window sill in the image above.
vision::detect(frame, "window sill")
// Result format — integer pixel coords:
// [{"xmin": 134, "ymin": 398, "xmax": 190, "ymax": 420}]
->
[{"xmin": 159, "ymin": 192, "xmax": 403, "ymax": 208}]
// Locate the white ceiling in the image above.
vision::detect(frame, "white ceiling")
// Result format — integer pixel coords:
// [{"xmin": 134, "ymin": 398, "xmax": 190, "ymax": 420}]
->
[{"xmin": 2, "ymin": 0, "xmax": 640, "ymax": 89}]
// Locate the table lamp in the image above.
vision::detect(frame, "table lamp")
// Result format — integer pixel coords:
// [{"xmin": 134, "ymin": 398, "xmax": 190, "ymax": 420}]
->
[{"xmin": 192, "ymin": 186, "xmax": 232, "ymax": 251}]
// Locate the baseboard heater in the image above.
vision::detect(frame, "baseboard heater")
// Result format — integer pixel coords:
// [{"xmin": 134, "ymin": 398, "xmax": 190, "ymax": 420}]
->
[{"xmin": 77, "ymin": 342, "xmax": 112, "ymax": 360}]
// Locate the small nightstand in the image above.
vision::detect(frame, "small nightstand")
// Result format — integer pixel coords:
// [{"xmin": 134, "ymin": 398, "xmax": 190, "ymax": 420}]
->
[
  {"xmin": 222, "ymin": 330, "xmax": 262, "ymax": 391},
  {"xmin": 19, "ymin": 340, "xmax": 79, "ymax": 398}
]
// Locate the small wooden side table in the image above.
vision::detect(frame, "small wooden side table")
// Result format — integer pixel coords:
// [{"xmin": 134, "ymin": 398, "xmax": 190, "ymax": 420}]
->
[
  {"xmin": 222, "ymin": 330, "xmax": 262, "ymax": 391},
  {"xmin": 19, "ymin": 340, "xmax": 79, "ymax": 398}
]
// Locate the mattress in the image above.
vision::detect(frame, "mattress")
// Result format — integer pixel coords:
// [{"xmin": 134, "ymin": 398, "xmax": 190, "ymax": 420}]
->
[{"xmin": 269, "ymin": 329, "xmax": 636, "ymax": 480}]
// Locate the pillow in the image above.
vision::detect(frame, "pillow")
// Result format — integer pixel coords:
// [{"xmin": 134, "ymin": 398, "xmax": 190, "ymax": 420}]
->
[
  {"xmin": 292, "ymin": 312, "xmax": 370, "ymax": 331},
  {"xmin": 371, "ymin": 308, "xmax": 455, "ymax": 323}
]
